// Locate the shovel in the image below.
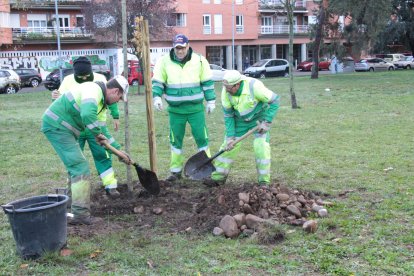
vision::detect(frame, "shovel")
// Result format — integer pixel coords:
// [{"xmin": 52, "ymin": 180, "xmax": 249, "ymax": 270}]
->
[
  {"xmin": 102, "ymin": 141, "xmax": 160, "ymax": 195},
  {"xmin": 184, "ymin": 125, "xmax": 260, "ymax": 180}
]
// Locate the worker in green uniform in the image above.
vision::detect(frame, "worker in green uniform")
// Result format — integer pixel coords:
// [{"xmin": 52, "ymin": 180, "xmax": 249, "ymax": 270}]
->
[
  {"xmin": 152, "ymin": 34, "xmax": 216, "ymax": 182},
  {"xmin": 42, "ymin": 75, "xmax": 129, "ymax": 225},
  {"xmin": 203, "ymin": 70, "xmax": 280, "ymax": 187},
  {"xmin": 52, "ymin": 56, "xmax": 122, "ymax": 199}
]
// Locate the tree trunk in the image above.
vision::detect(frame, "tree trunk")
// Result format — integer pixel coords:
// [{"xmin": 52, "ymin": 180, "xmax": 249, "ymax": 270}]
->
[
  {"xmin": 311, "ymin": 1, "xmax": 326, "ymax": 79},
  {"xmin": 287, "ymin": 0, "xmax": 298, "ymax": 108},
  {"xmin": 121, "ymin": 0, "xmax": 133, "ymax": 190}
]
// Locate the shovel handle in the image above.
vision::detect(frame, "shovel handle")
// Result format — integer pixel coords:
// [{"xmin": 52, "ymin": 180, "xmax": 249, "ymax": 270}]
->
[
  {"xmin": 202, "ymin": 125, "xmax": 260, "ymax": 164},
  {"xmin": 101, "ymin": 140, "xmax": 134, "ymax": 165},
  {"xmin": 229, "ymin": 125, "xmax": 260, "ymax": 148}
]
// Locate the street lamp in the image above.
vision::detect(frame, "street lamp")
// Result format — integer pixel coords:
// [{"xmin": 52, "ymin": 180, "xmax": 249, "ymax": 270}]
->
[
  {"xmin": 232, "ymin": 0, "xmax": 235, "ymax": 69},
  {"xmin": 54, "ymin": 0, "xmax": 63, "ymax": 81}
]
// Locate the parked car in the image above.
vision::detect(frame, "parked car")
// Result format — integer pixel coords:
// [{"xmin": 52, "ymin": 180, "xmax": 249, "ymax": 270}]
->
[
  {"xmin": 14, "ymin": 68, "xmax": 42, "ymax": 88},
  {"xmin": 43, "ymin": 68, "xmax": 74, "ymax": 91},
  {"xmin": 382, "ymin": 54, "xmax": 405, "ymax": 63},
  {"xmin": 92, "ymin": 64, "xmax": 111, "ymax": 80},
  {"xmin": 0, "ymin": 69, "xmax": 21, "ymax": 94},
  {"xmin": 127, "ymin": 60, "xmax": 153, "ymax": 86},
  {"xmin": 297, "ymin": 57, "xmax": 331, "ymax": 71},
  {"xmin": 209, "ymin": 64, "xmax": 227, "ymax": 81},
  {"xmin": 244, "ymin": 59, "xmax": 289, "ymax": 78},
  {"xmin": 393, "ymin": 56, "xmax": 414, "ymax": 69},
  {"xmin": 354, "ymin": 58, "xmax": 395, "ymax": 72}
]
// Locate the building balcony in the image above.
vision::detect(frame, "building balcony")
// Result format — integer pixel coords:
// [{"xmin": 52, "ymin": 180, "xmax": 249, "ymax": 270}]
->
[
  {"xmin": 259, "ymin": 0, "xmax": 307, "ymax": 12},
  {"xmin": 259, "ymin": 24, "xmax": 309, "ymax": 35},
  {"xmin": 10, "ymin": 0, "xmax": 90, "ymax": 10},
  {"xmin": 12, "ymin": 27, "xmax": 94, "ymax": 43}
]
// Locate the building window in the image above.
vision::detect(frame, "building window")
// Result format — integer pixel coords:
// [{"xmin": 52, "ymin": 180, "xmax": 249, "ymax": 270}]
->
[
  {"xmin": 214, "ymin": 14, "xmax": 222, "ymax": 34},
  {"xmin": 261, "ymin": 16, "xmax": 273, "ymax": 34},
  {"xmin": 236, "ymin": 15, "xmax": 244, "ymax": 34},
  {"xmin": 167, "ymin": 13, "xmax": 187, "ymax": 27},
  {"xmin": 235, "ymin": 0, "xmax": 243, "ymax": 4},
  {"xmin": 214, "ymin": 0, "xmax": 221, "ymax": 3},
  {"xmin": 76, "ymin": 15, "xmax": 84, "ymax": 27},
  {"xmin": 0, "ymin": 12, "xmax": 10, "ymax": 28},
  {"xmin": 202, "ymin": 0, "xmax": 210, "ymax": 3},
  {"xmin": 203, "ymin": 14, "xmax": 211, "ymax": 34}
]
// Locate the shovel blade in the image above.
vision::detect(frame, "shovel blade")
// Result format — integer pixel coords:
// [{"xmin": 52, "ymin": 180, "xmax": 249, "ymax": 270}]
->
[
  {"xmin": 184, "ymin": 150, "xmax": 216, "ymax": 180},
  {"xmin": 134, "ymin": 164, "xmax": 160, "ymax": 195}
]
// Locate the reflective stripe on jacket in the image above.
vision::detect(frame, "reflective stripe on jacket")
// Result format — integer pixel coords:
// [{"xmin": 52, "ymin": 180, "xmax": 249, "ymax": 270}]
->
[
  {"xmin": 58, "ymin": 73, "xmax": 118, "ymax": 122},
  {"xmin": 221, "ymin": 77, "xmax": 280, "ymax": 137},
  {"xmin": 152, "ymin": 48, "xmax": 215, "ymax": 114},
  {"xmin": 43, "ymin": 82, "xmax": 105, "ymax": 137}
]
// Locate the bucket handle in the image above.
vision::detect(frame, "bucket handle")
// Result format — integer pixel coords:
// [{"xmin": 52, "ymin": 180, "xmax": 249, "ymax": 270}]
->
[{"xmin": 1, "ymin": 204, "xmax": 15, "ymax": 213}]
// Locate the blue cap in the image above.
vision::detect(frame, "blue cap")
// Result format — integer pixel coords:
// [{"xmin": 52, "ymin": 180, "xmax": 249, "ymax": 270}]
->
[{"xmin": 173, "ymin": 34, "xmax": 189, "ymax": 47}]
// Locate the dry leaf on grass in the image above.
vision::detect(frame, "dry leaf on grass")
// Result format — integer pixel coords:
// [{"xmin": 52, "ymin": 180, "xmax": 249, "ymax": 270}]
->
[
  {"xmin": 90, "ymin": 249, "xmax": 103, "ymax": 259},
  {"xmin": 147, "ymin": 259, "xmax": 154, "ymax": 269},
  {"xmin": 19, "ymin": 264, "xmax": 29, "ymax": 269},
  {"xmin": 60, "ymin": 248, "xmax": 73, "ymax": 257}
]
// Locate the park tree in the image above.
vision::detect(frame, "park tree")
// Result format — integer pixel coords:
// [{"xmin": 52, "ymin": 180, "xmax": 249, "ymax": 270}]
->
[
  {"xmin": 82, "ymin": 0, "xmax": 176, "ymax": 44},
  {"xmin": 328, "ymin": 0, "xmax": 392, "ymax": 58},
  {"xmin": 260, "ymin": 0, "xmax": 298, "ymax": 109},
  {"xmin": 373, "ymin": 0, "xmax": 414, "ymax": 54}
]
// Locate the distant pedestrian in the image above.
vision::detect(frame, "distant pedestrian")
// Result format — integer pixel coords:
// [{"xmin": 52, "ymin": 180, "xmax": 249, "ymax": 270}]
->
[
  {"xmin": 330, "ymin": 54, "xmax": 338, "ymax": 74},
  {"xmin": 243, "ymin": 56, "xmax": 250, "ymax": 71}
]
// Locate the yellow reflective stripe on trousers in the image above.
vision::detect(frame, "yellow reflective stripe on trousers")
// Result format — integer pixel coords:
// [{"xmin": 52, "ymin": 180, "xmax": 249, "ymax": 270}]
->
[
  {"xmin": 170, "ymin": 146, "xmax": 184, "ymax": 173},
  {"xmin": 45, "ymin": 109, "xmax": 81, "ymax": 137},
  {"xmin": 100, "ymin": 167, "xmax": 117, "ymax": 188}
]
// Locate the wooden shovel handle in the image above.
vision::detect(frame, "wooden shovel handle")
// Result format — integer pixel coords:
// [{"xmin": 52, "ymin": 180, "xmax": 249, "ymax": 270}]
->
[
  {"xmin": 101, "ymin": 140, "xmax": 133, "ymax": 165},
  {"xmin": 230, "ymin": 125, "xmax": 260, "ymax": 148}
]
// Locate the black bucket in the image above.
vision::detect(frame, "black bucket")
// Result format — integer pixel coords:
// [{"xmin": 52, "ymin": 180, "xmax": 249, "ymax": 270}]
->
[{"xmin": 2, "ymin": 194, "xmax": 69, "ymax": 260}]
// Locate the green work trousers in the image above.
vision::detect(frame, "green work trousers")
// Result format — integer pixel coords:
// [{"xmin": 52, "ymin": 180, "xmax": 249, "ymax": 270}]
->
[
  {"xmin": 79, "ymin": 126, "xmax": 118, "ymax": 189},
  {"xmin": 211, "ymin": 122, "xmax": 271, "ymax": 185},
  {"xmin": 169, "ymin": 110, "xmax": 210, "ymax": 173},
  {"xmin": 42, "ymin": 121, "xmax": 91, "ymax": 217}
]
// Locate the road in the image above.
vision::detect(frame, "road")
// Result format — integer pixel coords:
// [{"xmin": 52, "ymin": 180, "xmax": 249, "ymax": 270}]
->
[{"xmin": 17, "ymin": 70, "xmax": 335, "ymax": 94}]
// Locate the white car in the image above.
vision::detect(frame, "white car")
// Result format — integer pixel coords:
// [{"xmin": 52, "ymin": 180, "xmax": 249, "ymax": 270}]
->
[
  {"xmin": 0, "ymin": 69, "xmax": 21, "ymax": 94},
  {"xmin": 209, "ymin": 64, "xmax": 227, "ymax": 81},
  {"xmin": 393, "ymin": 56, "xmax": 414, "ymax": 69}
]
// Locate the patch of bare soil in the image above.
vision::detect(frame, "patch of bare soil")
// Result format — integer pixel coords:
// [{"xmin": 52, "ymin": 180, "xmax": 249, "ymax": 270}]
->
[{"xmin": 68, "ymin": 180, "xmax": 331, "ymax": 239}]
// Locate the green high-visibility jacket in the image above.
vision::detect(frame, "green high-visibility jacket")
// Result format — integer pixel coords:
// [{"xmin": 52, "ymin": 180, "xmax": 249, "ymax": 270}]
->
[
  {"xmin": 58, "ymin": 73, "xmax": 119, "ymax": 122},
  {"xmin": 43, "ymin": 82, "xmax": 108, "ymax": 138},
  {"xmin": 222, "ymin": 77, "xmax": 280, "ymax": 138},
  {"xmin": 152, "ymin": 48, "xmax": 216, "ymax": 114}
]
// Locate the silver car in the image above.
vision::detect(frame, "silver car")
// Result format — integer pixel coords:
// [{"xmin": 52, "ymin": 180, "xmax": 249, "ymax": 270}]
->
[
  {"xmin": 354, "ymin": 58, "xmax": 395, "ymax": 72},
  {"xmin": 244, "ymin": 59, "xmax": 289, "ymax": 78}
]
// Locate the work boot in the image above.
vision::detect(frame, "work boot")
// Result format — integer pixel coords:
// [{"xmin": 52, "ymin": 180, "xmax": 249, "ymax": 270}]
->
[
  {"xmin": 165, "ymin": 172, "xmax": 182, "ymax": 183},
  {"xmin": 202, "ymin": 178, "xmax": 224, "ymax": 187},
  {"xmin": 105, "ymin": 188, "xmax": 121, "ymax": 199},
  {"xmin": 258, "ymin": 182, "xmax": 270, "ymax": 190},
  {"xmin": 67, "ymin": 215, "xmax": 103, "ymax": 226}
]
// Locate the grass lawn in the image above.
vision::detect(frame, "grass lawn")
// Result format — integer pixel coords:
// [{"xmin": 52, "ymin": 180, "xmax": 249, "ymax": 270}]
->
[{"xmin": 0, "ymin": 71, "xmax": 413, "ymax": 275}]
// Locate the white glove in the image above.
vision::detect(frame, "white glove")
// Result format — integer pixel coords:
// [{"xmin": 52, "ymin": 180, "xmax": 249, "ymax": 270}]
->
[
  {"xmin": 153, "ymin": 96, "xmax": 163, "ymax": 111},
  {"xmin": 225, "ymin": 137, "xmax": 236, "ymax": 151},
  {"xmin": 257, "ymin": 121, "xmax": 271, "ymax": 134},
  {"xmin": 206, "ymin": 100, "xmax": 216, "ymax": 114}
]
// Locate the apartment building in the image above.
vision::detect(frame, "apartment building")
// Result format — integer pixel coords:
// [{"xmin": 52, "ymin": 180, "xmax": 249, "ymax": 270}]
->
[
  {"xmin": 151, "ymin": 0, "xmax": 324, "ymax": 71},
  {"xmin": 0, "ymin": 0, "xmax": 122, "ymax": 79},
  {"xmin": 0, "ymin": 0, "xmax": 329, "ymax": 78}
]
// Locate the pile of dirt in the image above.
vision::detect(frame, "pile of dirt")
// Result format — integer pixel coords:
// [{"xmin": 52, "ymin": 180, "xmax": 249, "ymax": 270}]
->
[{"xmin": 68, "ymin": 181, "xmax": 332, "ymax": 238}]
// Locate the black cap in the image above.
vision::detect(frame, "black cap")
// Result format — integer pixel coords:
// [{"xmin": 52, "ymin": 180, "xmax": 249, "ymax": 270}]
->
[{"xmin": 73, "ymin": 56, "xmax": 92, "ymax": 76}]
